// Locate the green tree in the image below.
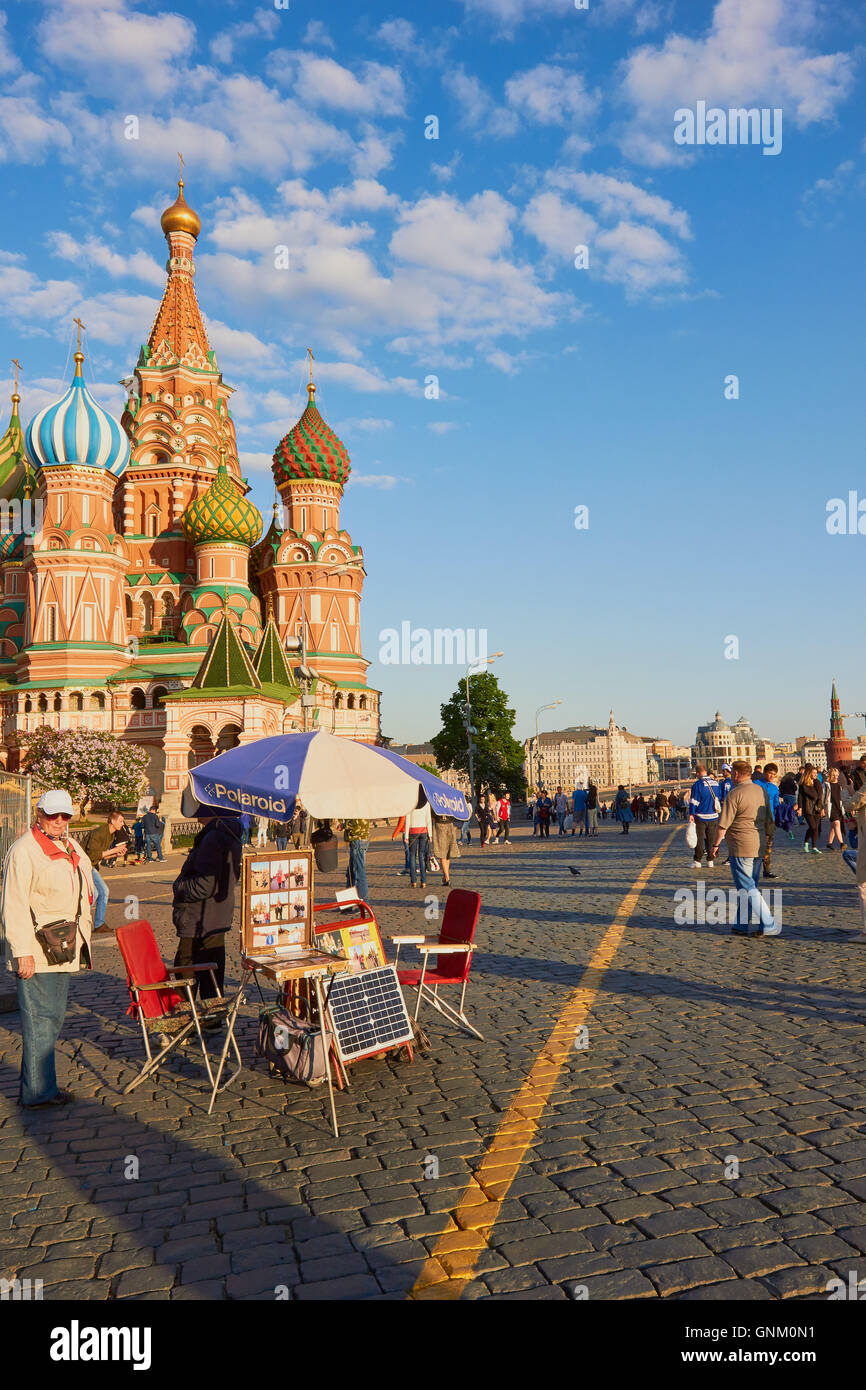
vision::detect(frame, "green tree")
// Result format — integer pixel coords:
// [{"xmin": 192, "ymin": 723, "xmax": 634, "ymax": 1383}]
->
[
  {"xmin": 22, "ymin": 727, "xmax": 149, "ymax": 815},
  {"xmin": 431, "ymin": 672, "xmax": 526, "ymax": 805}
]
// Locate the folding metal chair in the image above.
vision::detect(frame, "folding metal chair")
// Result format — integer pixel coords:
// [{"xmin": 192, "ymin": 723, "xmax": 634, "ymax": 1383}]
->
[
  {"xmin": 390, "ymin": 888, "xmax": 483, "ymax": 1040},
  {"xmin": 116, "ymin": 920, "xmax": 244, "ymax": 1113}
]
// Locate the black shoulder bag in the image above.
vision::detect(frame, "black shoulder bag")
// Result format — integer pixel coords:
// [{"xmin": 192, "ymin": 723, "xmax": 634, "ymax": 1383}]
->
[{"xmin": 31, "ymin": 865, "xmax": 85, "ymax": 966}]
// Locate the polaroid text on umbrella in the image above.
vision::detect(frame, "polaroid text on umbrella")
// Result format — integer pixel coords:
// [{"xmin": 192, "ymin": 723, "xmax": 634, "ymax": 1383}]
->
[{"xmin": 379, "ymin": 624, "xmax": 487, "ymax": 666}]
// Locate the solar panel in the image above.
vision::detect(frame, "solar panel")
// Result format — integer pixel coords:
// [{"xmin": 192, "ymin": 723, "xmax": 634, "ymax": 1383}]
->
[{"xmin": 325, "ymin": 965, "xmax": 414, "ymax": 1063}]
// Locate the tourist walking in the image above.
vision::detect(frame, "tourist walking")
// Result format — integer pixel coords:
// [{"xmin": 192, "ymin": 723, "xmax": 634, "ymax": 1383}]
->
[
  {"xmin": 571, "ymin": 784, "xmax": 587, "ymax": 836},
  {"xmin": 86, "ymin": 808, "xmax": 129, "ymax": 937},
  {"xmin": 824, "ymin": 767, "xmax": 846, "ymax": 850},
  {"xmin": 1, "ymin": 789, "xmax": 95, "ymax": 1107},
  {"xmin": 538, "ymin": 793, "xmax": 552, "ymax": 839},
  {"xmin": 614, "ymin": 786, "xmax": 633, "ymax": 833},
  {"xmin": 406, "ymin": 799, "xmax": 432, "ymax": 887},
  {"xmin": 840, "ymin": 771, "xmax": 866, "ymax": 941},
  {"xmin": 554, "ymin": 786, "xmax": 568, "ymax": 836},
  {"xmin": 497, "ymin": 792, "xmax": 511, "ymax": 844},
  {"xmin": 392, "ymin": 815, "xmax": 411, "ymax": 875},
  {"xmin": 343, "ymin": 818, "xmax": 370, "ymax": 902},
  {"xmin": 798, "ymin": 765, "xmax": 823, "ymax": 854},
  {"xmin": 132, "ymin": 815, "xmax": 145, "ymax": 863},
  {"xmin": 586, "ymin": 781, "xmax": 599, "ymax": 836},
  {"xmin": 712, "ymin": 762, "xmax": 778, "ymax": 936},
  {"xmin": 269, "ymin": 819, "xmax": 289, "ymax": 852},
  {"xmin": 753, "ymin": 763, "xmax": 780, "ymax": 880},
  {"xmin": 718, "ymin": 764, "xmax": 733, "ymax": 802},
  {"xmin": 142, "ymin": 806, "xmax": 165, "ymax": 862},
  {"xmin": 688, "ymin": 764, "xmax": 721, "ymax": 869},
  {"xmin": 255, "ymin": 816, "xmax": 269, "ymax": 849},
  {"xmin": 431, "ymin": 812, "xmax": 458, "ymax": 885}
]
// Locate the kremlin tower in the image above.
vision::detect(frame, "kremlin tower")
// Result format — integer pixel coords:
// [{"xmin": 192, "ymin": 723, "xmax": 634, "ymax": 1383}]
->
[
  {"xmin": 0, "ymin": 169, "xmax": 380, "ymax": 790},
  {"xmin": 824, "ymin": 681, "xmax": 853, "ymax": 768}
]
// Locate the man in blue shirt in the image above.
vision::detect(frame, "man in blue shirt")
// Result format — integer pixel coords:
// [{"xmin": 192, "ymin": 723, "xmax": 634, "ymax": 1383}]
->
[
  {"xmin": 688, "ymin": 764, "xmax": 721, "ymax": 868},
  {"xmin": 753, "ymin": 763, "xmax": 780, "ymax": 879},
  {"xmin": 571, "ymin": 785, "xmax": 588, "ymax": 837},
  {"xmin": 718, "ymin": 764, "xmax": 733, "ymax": 802}
]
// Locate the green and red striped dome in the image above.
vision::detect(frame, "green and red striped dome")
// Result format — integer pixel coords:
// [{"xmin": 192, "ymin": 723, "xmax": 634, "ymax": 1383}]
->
[{"xmin": 273, "ymin": 383, "xmax": 350, "ymax": 488}]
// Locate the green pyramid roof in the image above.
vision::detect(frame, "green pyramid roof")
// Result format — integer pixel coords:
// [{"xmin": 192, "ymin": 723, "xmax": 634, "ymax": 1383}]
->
[
  {"xmin": 191, "ymin": 611, "xmax": 261, "ymax": 691},
  {"xmin": 253, "ymin": 615, "xmax": 293, "ymax": 686}
]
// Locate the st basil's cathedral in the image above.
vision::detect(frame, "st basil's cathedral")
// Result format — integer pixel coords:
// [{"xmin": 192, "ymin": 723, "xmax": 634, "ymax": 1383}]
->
[{"xmin": 0, "ymin": 177, "xmax": 380, "ymax": 814}]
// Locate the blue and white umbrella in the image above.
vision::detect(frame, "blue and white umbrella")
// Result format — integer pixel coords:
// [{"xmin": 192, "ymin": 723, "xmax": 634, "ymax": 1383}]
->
[{"xmin": 188, "ymin": 729, "xmax": 469, "ymax": 822}]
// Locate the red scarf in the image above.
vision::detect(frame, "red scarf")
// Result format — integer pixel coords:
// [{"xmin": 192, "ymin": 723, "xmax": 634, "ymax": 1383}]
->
[{"xmin": 31, "ymin": 824, "xmax": 92, "ymax": 904}]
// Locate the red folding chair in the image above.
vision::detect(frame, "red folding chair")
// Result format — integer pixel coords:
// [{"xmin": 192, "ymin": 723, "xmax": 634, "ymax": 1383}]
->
[
  {"xmin": 116, "ymin": 920, "xmax": 244, "ymax": 1113},
  {"xmin": 390, "ymin": 888, "xmax": 483, "ymax": 1040}
]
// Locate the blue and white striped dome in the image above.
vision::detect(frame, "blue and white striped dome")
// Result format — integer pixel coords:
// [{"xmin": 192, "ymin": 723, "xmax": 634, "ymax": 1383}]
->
[{"xmin": 26, "ymin": 351, "xmax": 130, "ymax": 477}]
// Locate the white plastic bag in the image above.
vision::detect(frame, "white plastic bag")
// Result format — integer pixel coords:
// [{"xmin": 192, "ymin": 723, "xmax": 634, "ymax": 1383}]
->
[{"xmin": 685, "ymin": 821, "xmax": 697, "ymax": 849}]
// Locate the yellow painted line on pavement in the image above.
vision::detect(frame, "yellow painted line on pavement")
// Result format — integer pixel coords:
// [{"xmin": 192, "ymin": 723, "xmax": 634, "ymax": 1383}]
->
[{"xmin": 409, "ymin": 829, "xmax": 678, "ymax": 1299}]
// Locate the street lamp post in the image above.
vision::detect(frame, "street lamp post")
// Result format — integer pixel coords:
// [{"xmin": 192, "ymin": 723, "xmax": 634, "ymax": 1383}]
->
[
  {"xmin": 534, "ymin": 700, "xmax": 562, "ymax": 793},
  {"xmin": 464, "ymin": 651, "xmax": 503, "ymax": 815}
]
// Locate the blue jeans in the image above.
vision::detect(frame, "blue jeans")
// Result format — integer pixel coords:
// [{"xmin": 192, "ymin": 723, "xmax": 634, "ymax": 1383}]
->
[
  {"xmin": 275, "ymin": 836, "xmax": 288, "ymax": 851},
  {"xmin": 346, "ymin": 839, "xmax": 369, "ymax": 902},
  {"xmin": 408, "ymin": 833, "xmax": 428, "ymax": 886},
  {"xmin": 18, "ymin": 972, "xmax": 70, "ymax": 1105},
  {"xmin": 459, "ymin": 821, "xmax": 471, "ymax": 844},
  {"xmin": 144, "ymin": 833, "xmax": 163, "ymax": 862},
  {"xmin": 557, "ymin": 812, "xmax": 566, "ymax": 835},
  {"xmin": 91, "ymin": 869, "xmax": 109, "ymax": 929},
  {"xmin": 843, "ymin": 848, "xmax": 858, "ymax": 875},
  {"xmin": 729, "ymin": 856, "xmax": 776, "ymax": 931}
]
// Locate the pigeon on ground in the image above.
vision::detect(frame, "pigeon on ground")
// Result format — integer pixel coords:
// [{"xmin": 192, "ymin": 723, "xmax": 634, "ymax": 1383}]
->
[{"xmin": 567, "ymin": 866, "xmax": 581, "ymax": 876}]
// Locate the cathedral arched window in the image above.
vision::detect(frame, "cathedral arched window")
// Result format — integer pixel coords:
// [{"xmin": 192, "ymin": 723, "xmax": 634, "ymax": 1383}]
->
[
  {"xmin": 347, "ymin": 694, "xmax": 355, "ymax": 711},
  {"xmin": 38, "ymin": 694, "xmax": 48, "ymax": 713},
  {"xmin": 93, "ymin": 693, "xmax": 105, "ymax": 711},
  {"xmin": 334, "ymin": 693, "xmax": 344, "ymax": 709},
  {"xmin": 359, "ymin": 696, "xmax": 367, "ymax": 711},
  {"xmin": 125, "ymin": 595, "xmax": 133, "ymax": 621},
  {"xmin": 71, "ymin": 692, "xmax": 83, "ymax": 711},
  {"xmin": 152, "ymin": 686, "xmax": 168, "ymax": 709},
  {"xmin": 53, "ymin": 693, "xmax": 62, "ymax": 712},
  {"xmin": 217, "ymin": 724, "xmax": 241, "ymax": 752},
  {"xmin": 141, "ymin": 594, "xmax": 154, "ymax": 631},
  {"xmin": 24, "ymin": 697, "xmax": 31, "ymax": 713},
  {"xmin": 130, "ymin": 688, "xmax": 147, "ymax": 710}
]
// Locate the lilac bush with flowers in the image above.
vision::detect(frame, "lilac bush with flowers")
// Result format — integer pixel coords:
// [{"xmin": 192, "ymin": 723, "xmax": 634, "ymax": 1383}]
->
[{"xmin": 22, "ymin": 728, "xmax": 149, "ymax": 814}]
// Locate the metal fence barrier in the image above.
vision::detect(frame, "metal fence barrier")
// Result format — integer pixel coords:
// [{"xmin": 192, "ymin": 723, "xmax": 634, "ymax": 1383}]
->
[{"xmin": 0, "ymin": 773, "xmax": 49, "ymax": 873}]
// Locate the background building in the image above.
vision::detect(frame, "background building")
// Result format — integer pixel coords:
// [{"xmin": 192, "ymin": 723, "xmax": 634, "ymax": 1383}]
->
[
  {"xmin": 524, "ymin": 712, "xmax": 649, "ymax": 791},
  {"xmin": 694, "ymin": 713, "xmax": 758, "ymax": 773}
]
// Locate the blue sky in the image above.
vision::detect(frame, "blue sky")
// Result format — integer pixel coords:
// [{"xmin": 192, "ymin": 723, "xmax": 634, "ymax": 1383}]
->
[{"xmin": 0, "ymin": 0, "xmax": 864, "ymax": 746}]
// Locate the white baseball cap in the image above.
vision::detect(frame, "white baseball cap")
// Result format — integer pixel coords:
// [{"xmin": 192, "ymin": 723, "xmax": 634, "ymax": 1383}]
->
[{"xmin": 36, "ymin": 789, "xmax": 75, "ymax": 816}]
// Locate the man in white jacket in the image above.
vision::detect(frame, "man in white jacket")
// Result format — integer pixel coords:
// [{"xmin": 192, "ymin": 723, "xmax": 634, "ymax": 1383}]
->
[{"xmin": 1, "ymin": 789, "xmax": 94, "ymax": 1107}]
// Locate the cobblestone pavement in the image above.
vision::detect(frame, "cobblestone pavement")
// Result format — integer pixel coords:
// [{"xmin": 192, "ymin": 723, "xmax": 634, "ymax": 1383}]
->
[{"xmin": 1, "ymin": 818, "xmax": 864, "ymax": 1301}]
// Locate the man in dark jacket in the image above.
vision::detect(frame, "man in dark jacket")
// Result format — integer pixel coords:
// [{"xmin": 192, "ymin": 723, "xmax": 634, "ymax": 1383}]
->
[
  {"xmin": 141, "ymin": 807, "xmax": 165, "ymax": 863},
  {"xmin": 172, "ymin": 806, "xmax": 243, "ymax": 1005}
]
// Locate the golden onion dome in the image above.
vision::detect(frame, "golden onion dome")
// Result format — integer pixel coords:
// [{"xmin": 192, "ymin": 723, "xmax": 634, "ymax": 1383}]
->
[{"xmin": 160, "ymin": 179, "xmax": 201, "ymax": 240}]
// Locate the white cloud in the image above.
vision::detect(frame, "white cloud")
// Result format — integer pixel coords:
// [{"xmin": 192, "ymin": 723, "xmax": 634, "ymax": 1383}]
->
[
  {"xmin": 592, "ymin": 0, "xmax": 669, "ymax": 31},
  {"xmin": 46, "ymin": 232, "xmax": 165, "ymax": 287},
  {"xmin": 619, "ymin": 0, "xmax": 855, "ymax": 166},
  {"xmin": 444, "ymin": 67, "xmax": 519, "ymax": 138},
  {"xmin": 238, "ymin": 451, "xmax": 275, "ymax": 474},
  {"xmin": 799, "ymin": 158, "xmax": 861, "ymax": 227},
  {"xmin": 0, "ymin": 95, "xmax": 74, "ymax": 163},
  {"xmin": 268, "ymin": 53, "xmax": 406, "ymax": 118},
  {"xmin": 505, "ymin": 65, "xmax": 598, "ymax": 126},
  {"xmin": 550, "ymin": 170, "xmax": 691, "ymax": 238},
  {"xmin": 347, "ymin": 473, "xmax": 402, "ymax": 489},
  {"xmin": 390, "ymin": 191, "xmax": 515, "ymax": 280},
  {"xmin": 335, "ymin": 417, "xmax": 394, "ymax": 433},
  {"xmin": 457, "ymin": 0, "xmax": 575, "ymax": 32},
  {"xmin": 37, "ymin": 0, "xmax": 198, "ymax": 101},
  {"xmin": 292, "ymin": 360, "xmax": 419, "ymax": 396},
  {"xmin": 303, "ymin": 21, "xmax": 335, "ymax": 50},
  {"xmin": 428, "ymin": 421, "xmax": 458, "ymax": 434},
  {"xmin": 204, "ymin": 320, "xmax": 276, "ymax": 368},
  {"xmin": 210, "ymin": 9, "xmax": 280, "ymax": 65},
  {"xmin": 0, "ymin": 14, "xmax": 20, "ymax": 76},
  {"xmin": 522, "ymin": 172, "xmax": 691, "ymax": 294},
  {"xmin": 377, "ymin": 20, "xmax": 416, "ymax": 53}
]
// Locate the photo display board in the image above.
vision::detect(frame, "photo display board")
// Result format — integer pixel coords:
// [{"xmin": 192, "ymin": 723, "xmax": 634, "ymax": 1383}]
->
[
  {"xmin": 242, "ymin": 847, "xmax": 315, "ymax": 957},
  {"xmin": 326, "ymin": 965, "xmax": 415, "ymax": 1064},
  {"xmin": 315, "ymin": 906, "xmax": 386, "ymax": 975}
]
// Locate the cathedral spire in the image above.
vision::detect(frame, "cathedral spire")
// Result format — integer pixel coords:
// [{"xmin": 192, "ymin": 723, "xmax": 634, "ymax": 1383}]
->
[{"xmin": 146, "ymin": 168, "xmax": 210, "ymax": 369}]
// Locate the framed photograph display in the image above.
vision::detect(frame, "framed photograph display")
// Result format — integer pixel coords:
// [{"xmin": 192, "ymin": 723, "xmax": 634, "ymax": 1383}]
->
[{"xmin": 241, "ymin": 848, "xmax": 320, "ymax": 967}]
